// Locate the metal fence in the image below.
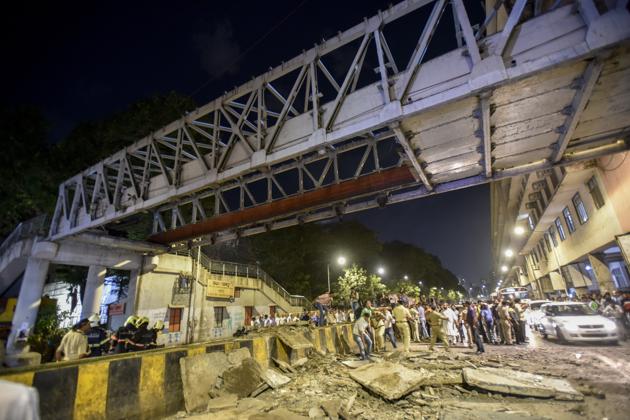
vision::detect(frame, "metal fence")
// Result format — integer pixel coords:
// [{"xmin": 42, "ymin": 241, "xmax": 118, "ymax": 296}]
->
[{"xmin": 193, "ymin": 252, "xmax": 309, "ymax": 308}]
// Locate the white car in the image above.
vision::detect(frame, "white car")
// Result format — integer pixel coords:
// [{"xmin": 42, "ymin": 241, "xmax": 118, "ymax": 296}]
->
[
  {"xmin": 526, "ymin": 300, "xmax": 552, "ymax": 328},
  {"xmin": 539, "ymin": 302, "xmax": 619, "ymax": 344}
]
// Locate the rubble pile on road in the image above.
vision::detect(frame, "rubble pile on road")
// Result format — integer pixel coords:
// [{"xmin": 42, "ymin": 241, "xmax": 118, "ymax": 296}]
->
[{"xmin": 172, "ymin": 341, "xmax": 599, "ymax": 420}]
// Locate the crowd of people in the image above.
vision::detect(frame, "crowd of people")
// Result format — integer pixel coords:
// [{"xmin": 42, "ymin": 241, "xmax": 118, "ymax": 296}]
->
[{"xmin": 54, "ymin": 314, "xmax": 164, "ymax": 362}]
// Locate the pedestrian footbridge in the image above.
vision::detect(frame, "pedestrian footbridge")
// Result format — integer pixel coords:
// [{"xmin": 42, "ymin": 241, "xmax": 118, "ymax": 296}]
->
[{"xmin": 43, "ymin": 1, "xmax": 630, "ymax": 248}]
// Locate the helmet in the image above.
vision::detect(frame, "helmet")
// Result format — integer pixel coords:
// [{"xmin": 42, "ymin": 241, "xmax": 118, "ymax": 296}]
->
[
  {"xmin": 125, "ymin": 316, "xmax": 138, "ymax": 327},
  {"xmin": 153, "ymin": 320, "xmax": 165, "ymax": 330},
  {"xmin": 135, "ymin": 316, "xmax": 150, "ymax": 328},
  {"xmin": 88, "ymin": 313, "xmax": 100, "ymax": 327}
]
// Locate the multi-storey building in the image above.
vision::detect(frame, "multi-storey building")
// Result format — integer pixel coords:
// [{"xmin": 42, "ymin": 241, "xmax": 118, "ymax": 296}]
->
[{"xmin": 491, "ymin": 151, "xmax": 630, "ymax": 299}]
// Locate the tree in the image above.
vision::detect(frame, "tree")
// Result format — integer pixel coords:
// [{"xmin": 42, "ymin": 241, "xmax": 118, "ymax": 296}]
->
[
  {"xmin": 391, "ymin": 280, "xmax": 420, "ymax": 298},
  {"xmin": 335, "ymin": 264, "xmax": 388, "ymax": 306},
  {"xmin": 0, "ymin": 92, "xmax": 196, "ymax": 239}
]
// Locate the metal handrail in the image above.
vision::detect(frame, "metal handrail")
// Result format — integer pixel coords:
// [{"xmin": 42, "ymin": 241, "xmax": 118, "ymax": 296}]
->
[
  {"xmin": 193, "ymin": 252, "xmax": 310, "ymax": 308},
  {"xmin": 0, "ymin": 214, "xmax": 49, "ymax": 256}
]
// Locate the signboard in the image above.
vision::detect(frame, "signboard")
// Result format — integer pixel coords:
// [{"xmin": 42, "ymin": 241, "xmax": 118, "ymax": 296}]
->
[
  {"xmin": 206, "ymin": 277, "xmax": 235, "ymax": 299},
  {"xmin": 109, "ymin": 303, "xmax": 125, "ymax": 315}
]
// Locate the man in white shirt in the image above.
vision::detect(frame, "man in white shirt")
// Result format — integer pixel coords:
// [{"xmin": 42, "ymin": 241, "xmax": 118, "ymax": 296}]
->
[
  {"xmin": 55, "ymin": 319, "xmax": 91, "ymax": 361},
  {"xmin": 383, "ymin": 308, "xmax": 398, "ymax": 349},
  {"xmin": 352, "ymin": 312, "xmax": 373, "ymax": 360}
]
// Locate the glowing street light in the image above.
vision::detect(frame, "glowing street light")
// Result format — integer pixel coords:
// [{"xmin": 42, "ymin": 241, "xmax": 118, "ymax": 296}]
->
[
  {"xmin": 404, "ymin": 275, "xmax": 409, "ymax": 280},
  {"xmin": 514, "ymin": 226, "xmax": 525, "ymax": 235},
  {"xmin": 501, "ymin": 265, "xmax": 509, "ymax": 273},
  {"xmin": 327, "ymin": 255, "xmax": 347, "ymax": 292},
  {"xmin": 377, "ymin": 266, "xmax": 385, "ymax": 276},
  {"xmin": 504, "ymin": 249, "xmax": 514, "ymax": 258}
]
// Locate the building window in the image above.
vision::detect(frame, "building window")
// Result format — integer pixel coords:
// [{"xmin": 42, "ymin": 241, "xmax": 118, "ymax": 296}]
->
[
  {"xmin": 562, "ymin": 207, "xmax": 576, "ymax": 233},
  {"xmin": 544, "ymin": 233, "xmax": 552, "ymax": 253},
  {"xmin": 528, "ymin": 214, "xmax": 535, "ymax": 230},
  {"xmin": 214, "ymin": 307, "xmax": 228, "ymax": 327},
  {"xmin": 555, "ymin": 217, "xmax": 566, "ymax": 241},
  {"xmin": 572, "ymin": 193, "xmax": 589, "ymax": 224},
  {"xmin": 548, "ymin": 226, "xmax": 558, "ymax": 247},
  {"xmin": 587, "ymin": 176, "xmax": 605, "ymax": 209},
  {"xmin": 234, "ymin": 288, "xmax": 241, "ymax": 298},
  {"xmin": 168, "ymin": 307, "xmax": 182, "ymax": 332}
]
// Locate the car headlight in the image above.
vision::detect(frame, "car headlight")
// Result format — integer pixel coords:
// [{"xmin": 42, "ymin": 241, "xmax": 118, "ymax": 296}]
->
[{"xmin": 603, "ymin": 320, "xmax": 617, "ymax": 332}]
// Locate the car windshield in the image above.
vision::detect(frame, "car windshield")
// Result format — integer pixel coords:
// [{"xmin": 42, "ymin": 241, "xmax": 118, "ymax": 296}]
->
[
  {"xmin": 546, "ymin": 304, "xmax": 596, "ymax": 316},
  {"xmin": 530, "ymin": 302, "xmax": 550, "ymax": 310}
]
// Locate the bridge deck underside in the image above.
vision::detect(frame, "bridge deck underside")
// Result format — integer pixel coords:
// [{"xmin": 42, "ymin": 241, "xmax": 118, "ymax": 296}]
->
[{"xmin": 404, "ymin": 47, "xmax": 630, "ymax": 184}]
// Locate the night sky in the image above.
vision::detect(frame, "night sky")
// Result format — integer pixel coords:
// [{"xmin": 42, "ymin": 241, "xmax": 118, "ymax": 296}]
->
[{"xmin": 3, "ymin": 0, "xmax": 491, "ymax": 285}]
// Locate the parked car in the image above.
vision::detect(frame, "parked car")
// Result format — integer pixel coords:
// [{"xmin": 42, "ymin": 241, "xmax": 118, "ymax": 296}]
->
[
  {"xmin": 539, "ymin": 302, "xmax": 619, "ymax": 344},
  {"xmin": 526, "ymin": 300, "xmax": 552, "ymax": 328}
]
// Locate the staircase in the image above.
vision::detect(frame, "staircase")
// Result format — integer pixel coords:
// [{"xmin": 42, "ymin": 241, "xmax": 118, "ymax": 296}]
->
[{"xmin": 193, "ymin": 252, "xmax": 309, "ymax": 313}]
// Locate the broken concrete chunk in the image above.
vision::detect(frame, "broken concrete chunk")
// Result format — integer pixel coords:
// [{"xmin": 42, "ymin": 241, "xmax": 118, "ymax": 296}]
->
[
  {"xmin": 308, "ymin": 406, "xmax": 326, "ymax": 419},
  {"xmin": 273, "ymin": 357, "xmax": 297, "ymax": 373},
  {"xmin": 462, "ymin": 367, "xmax": 583, "ymax": 401},
  {"xmin": 320, "ymin": 399, "xmax": 343, "ymax": 420},
  {"xmin": 349, "ymin": 361, "xmax": 430, "ymax": 400},
  {"xmin": 206, "ymin": 393, "xmax": 238, "ymax": 413},
  {"xmin": 222, "ymin": 358, "xmax": 265, "ymax": 398},
  {"xmin": 227, "ymin": 347, "xmax": 252, "ymax": 365},
  {"xmin": 262, "ymin": 368, "xmax": 291, "ymax": 388},
  {"xmin": 276, "ymin": 328, "xmax": 314, "ymax": 350},
  {"xmin": 180, "ymin": 352, "xmax": 231, "ymax": 413}
]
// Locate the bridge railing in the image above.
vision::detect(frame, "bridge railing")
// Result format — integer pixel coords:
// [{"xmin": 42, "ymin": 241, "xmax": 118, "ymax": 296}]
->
[
  {"xmin": 193, "ymin": 252, "xmax": 310, "ymax": 309},
  {"xmin": 0, "ymin": 214, "xmax": 49, "ymax": 256}
]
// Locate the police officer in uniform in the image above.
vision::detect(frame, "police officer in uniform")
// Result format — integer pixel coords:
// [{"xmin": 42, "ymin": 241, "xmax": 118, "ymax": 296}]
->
[
  {"xmin": 427, "ymin": 305, "xmax": 450, "ymax": 351},
  {"xmin": 110, "ymin": 315, "xmax": 138, "ymax": 354},
  {"xmin": 392, "ymin": 300, "xmax": 412, "ymax": 353},
  {"xmin": 86, "ymin": 314, "xmax": 109, "ymax": 357}
]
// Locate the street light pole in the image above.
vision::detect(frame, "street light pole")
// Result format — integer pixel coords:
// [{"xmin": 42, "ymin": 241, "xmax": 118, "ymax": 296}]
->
[{"xmin": 327, "ymin": 263, "xmax": 331, "ymax": 292}]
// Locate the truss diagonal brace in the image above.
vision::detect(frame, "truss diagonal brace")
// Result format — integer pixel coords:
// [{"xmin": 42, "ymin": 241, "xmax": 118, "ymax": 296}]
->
[
  {"xmin": 553, "ymin": 60, "xmax": 603, "ymax": 163},
  {"xmin": 392, "ymin": 125, "xmax": 432, "ymax": 191}
]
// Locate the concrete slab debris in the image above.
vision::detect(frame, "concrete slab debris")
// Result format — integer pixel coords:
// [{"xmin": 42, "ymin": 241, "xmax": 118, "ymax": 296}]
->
[
  {"xmin": 273, "ymin": 357, "xmax": 297, "ymax": 373},
  {"xmin": 276, "ymin": 328, "xmax": 314, "ymax": 350},
  {"xmin": 462, "ymin": 367, "xmax": 583, "ymax": 401},
  {"xmin": 249, "ymin": 408, "xmax": 309, "ymax": 419},
  {"xmin": 206, "ymin": 394, "xmax": 238, "ymax": 413},
  {"xmin": 341, "ymin": 360, "xmax": 371, "ymax": 369},
  {"xmin": 308, "ymin": 406, "xmax": 326, "ymax": 418},
  {"xmin": 222, "ymin": 358, "xmax": 266, "ymax": 398},
  {"xmin": 227, "ymin": 347, "xmax": 252, "ymax": 365},
  {"xmin": 349, "ymin": 361, "xmax": 430, "ymax": 400},
  {"xmin": 180, "ymin": 352, "xmax": 231, "ymax": 413},
  {"xmin": 320, "ymin": 399, "xmax": 343, "ymax": 420},
  {"xmin": 261, "ymin": 368, "xmax": 291, "ymax": 388}
]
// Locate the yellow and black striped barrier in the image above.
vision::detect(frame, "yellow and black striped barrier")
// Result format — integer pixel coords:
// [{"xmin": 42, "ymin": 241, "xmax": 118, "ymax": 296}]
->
[{"xmin": 0, "ymin": 324, "xmax": 356, "ymax": 420}]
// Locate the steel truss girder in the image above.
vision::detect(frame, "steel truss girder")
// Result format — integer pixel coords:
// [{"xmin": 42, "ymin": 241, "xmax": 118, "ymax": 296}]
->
[
  {"xmin": 49, "ymin": 1, "xmax": 630, "ymax": 242},
  {"xmin": 168, "ymin": 131, "xmax": 628, "ymax": 251}
]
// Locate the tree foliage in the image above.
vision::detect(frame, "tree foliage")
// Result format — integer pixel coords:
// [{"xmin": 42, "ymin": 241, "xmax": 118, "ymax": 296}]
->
[
  {"xmin": 0, "ymin": 92, "xmax": 195, "ymax": 238},
  {"xmin": 334, "ymin": 264, "xmax": 387, "ymax": 305}
]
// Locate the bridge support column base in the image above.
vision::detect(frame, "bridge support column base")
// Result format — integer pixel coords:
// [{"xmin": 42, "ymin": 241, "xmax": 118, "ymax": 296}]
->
[
  {"xmin": 6, "ymin": 257, "xmax": 51, "ymax": 355},
  {"xmin": 80, "ymin": 265, "xmax": 106, "ymax": 319}
]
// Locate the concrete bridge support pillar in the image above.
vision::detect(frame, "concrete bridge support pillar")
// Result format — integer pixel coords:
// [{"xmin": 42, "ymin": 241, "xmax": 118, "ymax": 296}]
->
[
  {"xmin": 124, "ymin": 269, "xmax": 140, "ymax": 318},
  {"xmin": 6, "ymin": 257, "xmax": 51, "ymax": 354},
  {"xmin": 588, "ymin": 254, "xmax": 616, "ymax": 293},
  {"xmin": 81, "ymin": 265, "xmax": 106, "ymax": 319}
]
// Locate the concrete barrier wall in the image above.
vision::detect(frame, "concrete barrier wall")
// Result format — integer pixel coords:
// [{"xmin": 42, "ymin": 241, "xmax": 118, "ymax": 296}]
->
[{"xmin": 0, "ymin": 324, "xmax": 356, "ymax": 420}]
